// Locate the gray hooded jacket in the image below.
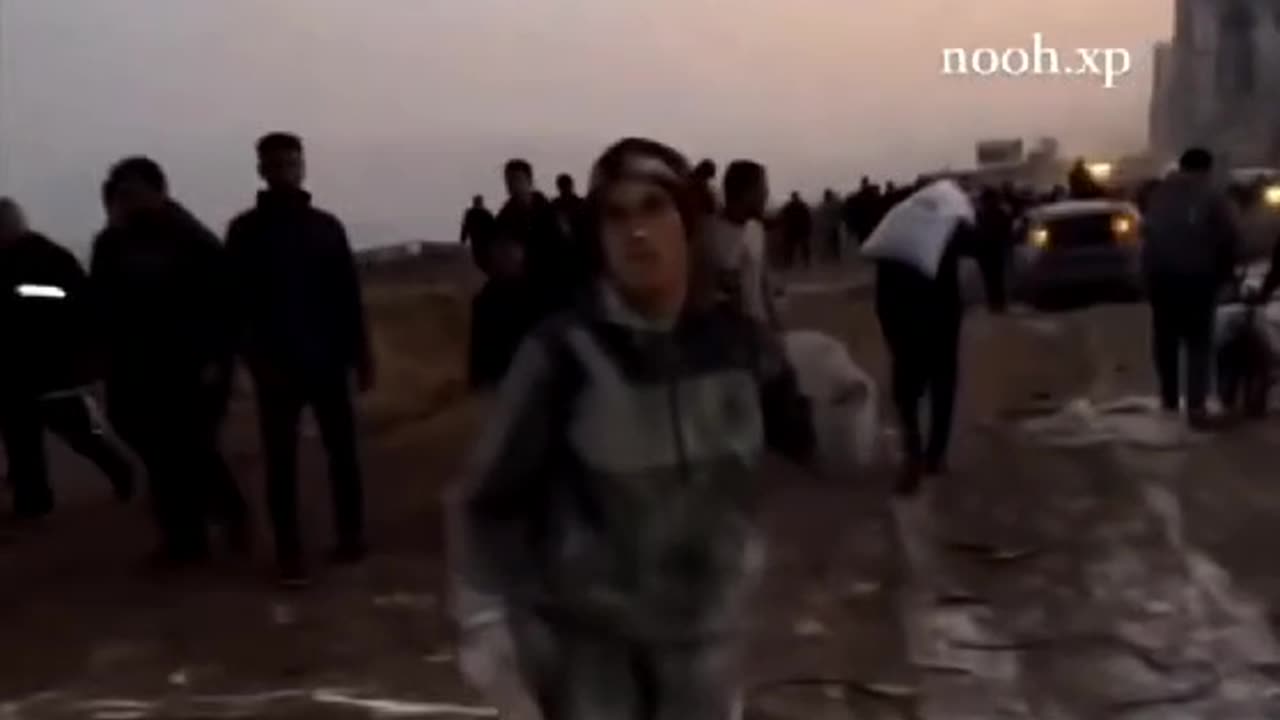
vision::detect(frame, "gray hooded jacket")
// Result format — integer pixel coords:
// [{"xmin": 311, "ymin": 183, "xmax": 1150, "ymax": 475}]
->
[{"xmin": 448, "ymin": 286, "xmax": 815, "ymax": 643}]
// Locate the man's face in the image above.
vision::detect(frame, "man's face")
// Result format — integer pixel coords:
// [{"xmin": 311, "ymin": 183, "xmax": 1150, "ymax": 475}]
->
[
  {"xmin": 506, "ymin": 170, "xmax": 534, "ymax": 203},
  {"xmin": 113, "ymin": 178, "xmax": 166, "ymax": 219},
  {"xmin": 260, "ymin": 149, "xmax": 306, "ymax": 190}
]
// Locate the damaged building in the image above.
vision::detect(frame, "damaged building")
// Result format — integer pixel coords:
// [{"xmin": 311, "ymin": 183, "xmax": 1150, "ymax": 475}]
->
[{"xmin": 1150, "ymin": 0, "xmax": 1280, "ymax": 167}]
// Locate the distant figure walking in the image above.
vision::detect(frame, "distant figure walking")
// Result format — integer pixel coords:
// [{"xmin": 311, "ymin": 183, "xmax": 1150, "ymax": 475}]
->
[
  {"xmin": 0, "ymin": 198, "xmax": 135, "ymax": 520},
  {"xmin": 459, "ymin": 195, "xmax": 497, "ymax": 272},
  {"xmin": 552, "ymin": 173, "xmax": 590, "ymax": 253},
  {"xmin": 975, "ymin": 188, "xmax": 1013, "ymax": 313},
  {"xmin": 90, "ymin": 157, "xmax": 244, "ymax": 568},
  {"xmin": 780, "ymin": 192, "xmax": 813, "ymax": 269},
  {"xmin": 707, "ymin": 159, "xmax": 778, "ymax": 327},
  {"xmin": 226, "ymin": 132, "xmax": 374, "ymax": 586},
  {"xmin": 495, "ymin": 159, "xmax": 576, "ymax": 319},
  {"xmin": 693, "ymin": 158, "xmax": 720, "ymax": 216},
  {"xmin": 818, "ymin": 189, "xmax": 845, "ymax": 262},
  {"xmin": 1141, "ymin": 148, "xmax": 1241, "ymax": 429}
]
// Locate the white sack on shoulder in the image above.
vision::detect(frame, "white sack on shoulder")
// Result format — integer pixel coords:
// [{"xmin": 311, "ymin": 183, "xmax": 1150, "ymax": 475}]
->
[
  {"xmin": 861, "ymin": 180, "xmax": 975, "ymax": 279},
  {"xmin": 783, "ymin": 331, "xmax": 881, "ymax": 476}
]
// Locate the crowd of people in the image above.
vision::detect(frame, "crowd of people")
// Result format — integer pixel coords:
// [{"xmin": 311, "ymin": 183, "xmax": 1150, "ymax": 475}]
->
[
  {"xmin": 1, "ymin": 133, "xmax": 371, "ymax": 587},
  {"xmin": 3, "ymin": 128, "xmax": 1270, "ymax": 718}
]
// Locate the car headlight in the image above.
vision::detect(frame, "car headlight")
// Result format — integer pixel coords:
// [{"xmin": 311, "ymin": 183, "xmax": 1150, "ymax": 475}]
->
[
  {"xmin": 1029, "ymin": 226, "xmax": 1050, "ymax": 248},
  {"xmin": 1111, "ymin": 215, "xmax": 1136, "ymax": 240},
  {"xmin": 1264, "ymin": 184, "xmax": 1280, "ymax": 207}
]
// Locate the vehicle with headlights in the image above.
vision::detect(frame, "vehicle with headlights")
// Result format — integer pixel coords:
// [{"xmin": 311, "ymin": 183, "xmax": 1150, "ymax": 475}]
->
[
  {"xmin": 1226, "ymin": 167, "xmax": 1280, "ymax": 261},
  {"xmin": 1011, "ymin": 199, "xmax": 1143, "ymax": 308}
]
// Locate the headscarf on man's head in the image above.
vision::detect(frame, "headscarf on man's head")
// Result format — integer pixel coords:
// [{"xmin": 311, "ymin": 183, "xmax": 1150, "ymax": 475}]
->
[{"xmin": 584, "ymin": 138, "xmax": 716, "ymax": 307}]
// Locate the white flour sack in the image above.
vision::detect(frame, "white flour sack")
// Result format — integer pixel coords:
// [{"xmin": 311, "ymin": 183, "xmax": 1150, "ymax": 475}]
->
[
  {"xmin": 783, "ymin": 331, "xmax": 882, "ymax": 478},
  {"xmin": 860, "ymin": 179, "xmax": 975, "ymax": 278}
]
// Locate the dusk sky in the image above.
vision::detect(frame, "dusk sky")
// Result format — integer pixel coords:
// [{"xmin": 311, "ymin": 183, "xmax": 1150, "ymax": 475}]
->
[{"xmin": 0, "ymin": 1, "xmax": 1173, "ymax": 251}]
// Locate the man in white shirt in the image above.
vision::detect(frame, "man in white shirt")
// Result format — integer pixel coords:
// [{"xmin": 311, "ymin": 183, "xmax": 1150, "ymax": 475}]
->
[{"xmin": 707, "ymin": 160, "xmax": 779, "ymax": 327}]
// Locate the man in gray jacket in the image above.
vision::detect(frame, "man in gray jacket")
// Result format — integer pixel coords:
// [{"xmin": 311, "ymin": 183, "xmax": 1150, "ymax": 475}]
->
[{"xmin": 1141, "ymin": 148, "xmax": 1241, "ymax": 427}]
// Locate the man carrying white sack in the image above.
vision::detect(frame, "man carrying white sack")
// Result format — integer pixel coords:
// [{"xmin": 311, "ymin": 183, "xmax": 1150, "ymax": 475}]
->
[{"xmin": 861, "ymin": 180, "xmax": 983, "ymax": 496}]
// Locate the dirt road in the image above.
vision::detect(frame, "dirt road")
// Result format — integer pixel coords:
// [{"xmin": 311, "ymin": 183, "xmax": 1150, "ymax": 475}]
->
[{"xmin": 6, "ymin": 272, "xmax": 1280, "ymax": 719}]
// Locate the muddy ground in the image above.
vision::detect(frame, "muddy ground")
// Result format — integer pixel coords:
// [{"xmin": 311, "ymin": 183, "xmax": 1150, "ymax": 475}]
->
[{"xmin": 6, "ymin": 261, "xmax": 1280, "ymax": 719}]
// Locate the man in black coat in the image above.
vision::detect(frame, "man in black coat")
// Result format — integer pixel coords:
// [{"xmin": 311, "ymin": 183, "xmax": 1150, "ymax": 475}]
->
[
  {"xmin": 495, "ymin": 159, "xmax": 577, "ymax": 320},
  {"xmin": 459, "ymin": 195, "xmax": 497, "ymax": 272},
  {"xmin": 90, "ymin": 158, "xmax": 245, "ymax": 566},
  {"xmin": 0, "ymin": 198, "xmax": 134, "ymax": 519},
  {"xmin": 226, "ymin": 132, "xmax": 374, "ymax": 586}
]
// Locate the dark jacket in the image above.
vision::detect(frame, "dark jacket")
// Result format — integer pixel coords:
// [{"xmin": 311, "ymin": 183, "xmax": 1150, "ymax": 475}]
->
[
  {"xmin": 496, "ymin": 193, "xmax": 580, "ymax": 312},
  {"xmin": 89, "ymin": 201, "xmax": 233, "ymax": 385},
  {"xmin": 1141, "ymin": 173, "xmax": 1241, "ymax": 283},
  {"xmin": 449, "ymin": 285, "xmax": 815, "ymax": 642},
  {"xmin": 225, "ymin": 190, "xmax": 370, "ymax": 382},
  {"xmin": 781, "ymin": 199, "xmax": 813, "ymax": 241},
  {"xmin": 0, "ymin": 233, "xmax": 96, "ymax": 396},
  {"xmin": 468, "ymin": 277, "xmax": 537, "ymax": 390},
  {"xmin": 875, "ymin": 222, "xmax": 977, "ymax": 328},
  {"xmin": 461, "ymin": 205, "xmax": 497, "ymax": 270}
]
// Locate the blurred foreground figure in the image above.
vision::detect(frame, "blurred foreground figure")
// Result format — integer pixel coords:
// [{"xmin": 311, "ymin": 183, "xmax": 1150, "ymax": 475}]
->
[
  {"xmin": 448, "ymin": 138, "xmax": 815, "ymax": 720},
  {"xmin": 1141, "ymin": 148, "xmax": 1240, "ymax": 428},
  {"xmin": 227, "ymin": 133, "xmax": 373, "ymax": 586},
  {"xmin": 707, "ymin": 159, "xmax": 779, "ymax": 327},
  {"xmin": 468, "ymin": 234, "xmax": 536, "ymax": 391},
  {"xmin": 0, "ymin": 198, "xmax": 134, "ymax": 519},
  {"xmin": 91, "ymin": 158, "xmax": 244, "ymax": 566}
]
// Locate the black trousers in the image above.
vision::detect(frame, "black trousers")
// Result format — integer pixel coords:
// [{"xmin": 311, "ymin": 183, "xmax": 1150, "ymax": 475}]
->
[
  {"xmin": 878, "ymin": 309, "xmax": 962, "ymax": 467},
  {"xmin": 1, "ymin": 392, "xmax": 133, "ymax": 518},
  {"xmin": 1148, "ymin": 276, "xmax": 1216, "ymax": 413},
  {"xmin": 979, "ymin": 248, "xmax": 1008, "ymax": 312},
  {"xmin": 108, "ymin": 376, "xmax": 244, "ymax": 559},
  {"xmin": 254, "ymin": 373, "xmax": 364, "ymax": 565}
]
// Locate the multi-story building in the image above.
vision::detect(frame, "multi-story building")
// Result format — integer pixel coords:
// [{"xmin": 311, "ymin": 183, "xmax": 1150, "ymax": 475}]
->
[{"xmin": 1151, "ymin": 0, "xmax": 1280, "ymax": 166}]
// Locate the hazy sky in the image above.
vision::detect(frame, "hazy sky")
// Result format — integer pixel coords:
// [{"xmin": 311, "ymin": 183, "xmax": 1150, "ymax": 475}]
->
[{"xmin": 0, "ymin": 0, "xmax": 1173, "ymax": 251}]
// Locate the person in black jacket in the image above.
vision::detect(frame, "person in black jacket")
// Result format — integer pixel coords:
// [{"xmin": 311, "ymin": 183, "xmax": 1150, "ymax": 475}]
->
[
  {"xmin": 975, "ymin": 188, "xmax": 1012, "ymax": 313},
  {"xmin": 226, "ymin": 132, "xmax": 374, "ymax": 586},
  {"xmin": 90, "ymin": 158, "xmax": 246, "ymax": 566},
  {"xmin": 0, "ymin": 198, "xmax": 134, "ymax": 519},
  {"xmin": 467, "ymin": 235, "xmax": 536, "ymax": 391},
  {"xmin": 495, "ymin": 159, "xmax": 577, "ymax": 319},
  {"xmin": 780, "ymin": 192, "xmax": 813, "ymax": 269},
  {"xmin": 875, "ymin": 219, "xmax": 978, "ymax": 496},
  {"xmin": 459, "ymin": 195, "xmax": 497, "ymax": 272}
]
